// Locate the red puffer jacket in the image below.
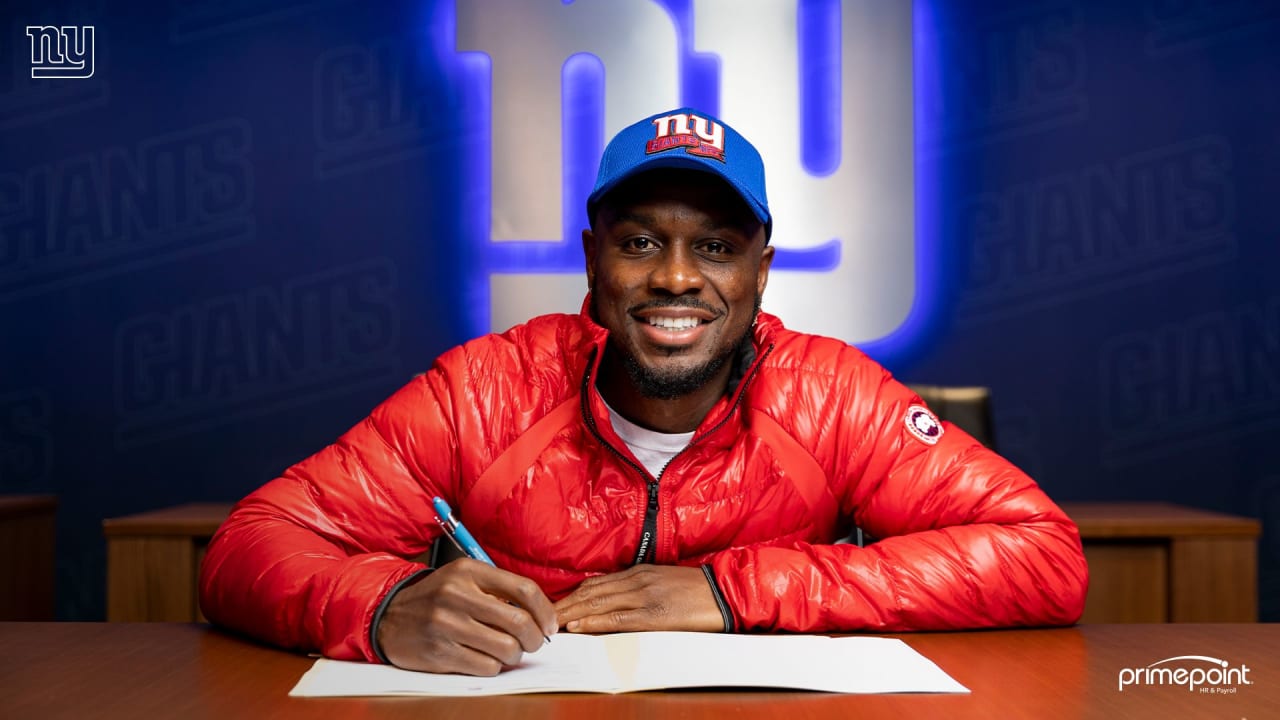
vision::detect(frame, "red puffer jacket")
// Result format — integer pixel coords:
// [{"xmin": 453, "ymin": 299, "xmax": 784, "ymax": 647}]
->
[{"xmin": 199, "ymin": 306, "xmax": 1088, "ymax": 661}]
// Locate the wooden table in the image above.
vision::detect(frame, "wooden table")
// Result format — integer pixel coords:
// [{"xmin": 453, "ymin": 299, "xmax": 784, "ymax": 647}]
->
[
  {"xmin": 1, "ymin": 622, "xmax": 1276, "ymax": 719},
  {"xmin": 1061, "ymin": 502, "xmax": 1261, "ymax": 623},
  {"xmin": 0, "ymin": 495, "xmax": 57, "ymax": 620},
  {"xmin": 103, "ymin": 502, "xmax": 1261, "ymax": 623}
]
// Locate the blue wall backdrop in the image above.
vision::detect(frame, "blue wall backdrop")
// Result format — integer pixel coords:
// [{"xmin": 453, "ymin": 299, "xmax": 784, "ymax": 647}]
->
[{"xmin": 1, "ymin": 0, "xmax": 1277, "ymax": 622}]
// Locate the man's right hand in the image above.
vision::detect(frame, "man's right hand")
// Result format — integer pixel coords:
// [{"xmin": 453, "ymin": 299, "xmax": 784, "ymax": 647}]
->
[{"xmin": 375, "ymin": 558, "xmax": 558, "ymax": 676}]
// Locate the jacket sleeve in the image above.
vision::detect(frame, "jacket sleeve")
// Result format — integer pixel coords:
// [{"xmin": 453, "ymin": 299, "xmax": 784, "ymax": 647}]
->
[
  {"xmin": 198, "ymin": 368, "xmax": 459, "ymax": 661},
  {"xmin": 708, "ymin": 363, "xmax": 1089, "ymax": 633}
]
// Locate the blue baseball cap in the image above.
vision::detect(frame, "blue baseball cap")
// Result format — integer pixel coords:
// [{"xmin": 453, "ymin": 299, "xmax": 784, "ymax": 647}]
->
[{"xmin": 586, "ymin": 107, "xmax": 772, "ymax": 240}]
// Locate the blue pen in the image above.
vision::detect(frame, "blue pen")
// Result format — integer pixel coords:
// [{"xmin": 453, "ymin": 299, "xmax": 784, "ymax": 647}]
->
[{"xmin": 431, "ymin": 497, "xmax": 495, "ymax": 565}]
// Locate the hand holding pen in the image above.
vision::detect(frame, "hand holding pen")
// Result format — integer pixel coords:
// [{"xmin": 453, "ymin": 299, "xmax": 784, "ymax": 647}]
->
[{"xmin": 372, "ymin": 497, "xmax": 558, "ymax": 676}]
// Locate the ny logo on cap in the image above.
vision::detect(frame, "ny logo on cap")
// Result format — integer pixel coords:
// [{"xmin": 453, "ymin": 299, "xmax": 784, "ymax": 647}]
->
[{"xmin": 647, "ymin": 113, "xmax": 725, "ymax": 161}]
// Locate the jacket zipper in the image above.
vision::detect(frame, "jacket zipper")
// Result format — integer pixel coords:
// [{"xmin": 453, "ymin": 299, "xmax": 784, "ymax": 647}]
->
[{"xmin": 579, "ymin": 344, "xmax": 775, "ymax": 566}]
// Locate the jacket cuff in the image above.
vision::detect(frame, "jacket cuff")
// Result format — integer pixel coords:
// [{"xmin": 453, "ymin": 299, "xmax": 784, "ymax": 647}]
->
[
  {"xmin": 369, "ymin": 567, "xmax": 434, "ymax": 664},
  {"xmin": 701, "ymin": 564, "xmax": 736, "ymax": 633}
]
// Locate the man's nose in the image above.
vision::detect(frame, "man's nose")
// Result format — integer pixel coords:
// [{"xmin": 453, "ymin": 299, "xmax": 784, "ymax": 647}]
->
[{"xmin": 649, "ymin": 243, "xmax": 704, "ymax": 294}]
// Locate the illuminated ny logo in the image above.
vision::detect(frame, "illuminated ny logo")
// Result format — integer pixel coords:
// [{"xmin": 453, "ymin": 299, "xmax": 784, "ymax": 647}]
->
[
  {"xmin": 26, "ymin": 25, "xmax": 95, "ymax": 79},
  {"xmin": 456, "ymin": 0, "xmax": 914, "ymax": 345}
]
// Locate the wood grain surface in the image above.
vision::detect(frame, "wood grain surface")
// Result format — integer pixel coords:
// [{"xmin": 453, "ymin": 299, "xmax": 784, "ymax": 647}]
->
[{"xmin": 2, "ymin": 623, "xmax": 1276, "ymax": 719}]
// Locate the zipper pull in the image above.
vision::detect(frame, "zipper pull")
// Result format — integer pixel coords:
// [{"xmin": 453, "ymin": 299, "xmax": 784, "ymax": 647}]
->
[{"xmin": 634, "ymin": 481, "xmax": 660, "ymax": 565}]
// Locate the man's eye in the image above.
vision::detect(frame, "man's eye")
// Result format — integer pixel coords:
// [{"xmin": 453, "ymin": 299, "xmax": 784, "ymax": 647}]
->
[
  {"xmin": 625, "ymin": 237, "xmax": 655, "ymax": 251},
  {"xmin": 701, "ymin": 241, "xmax": 728, "ymax": 255}
]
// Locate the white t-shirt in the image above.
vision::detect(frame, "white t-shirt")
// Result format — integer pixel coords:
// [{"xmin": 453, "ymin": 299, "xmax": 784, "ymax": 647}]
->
[{"xmin": 604, "ymin": 402, "xmax": 694, "ymax": 480}]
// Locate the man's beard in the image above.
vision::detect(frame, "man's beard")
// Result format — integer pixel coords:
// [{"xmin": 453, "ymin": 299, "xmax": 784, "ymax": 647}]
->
[{"xmin": 614, "ymin": 297, "xmax": 760, "ymax": 400}]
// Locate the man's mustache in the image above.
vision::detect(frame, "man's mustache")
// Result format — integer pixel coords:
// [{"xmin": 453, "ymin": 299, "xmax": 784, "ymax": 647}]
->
[{"xmin": 629, "ymin": 298, "xmax": 724, "ymax": 317}]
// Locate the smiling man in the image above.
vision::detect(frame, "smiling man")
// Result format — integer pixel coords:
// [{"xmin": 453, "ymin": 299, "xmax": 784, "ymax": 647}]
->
[
  {"xmin": 200, "ymin": 108, "xmax": 1089, "ymax": 677},
  {"xmin": 586, "ymin": 167, "xmax": 770, "ymax": 424}
]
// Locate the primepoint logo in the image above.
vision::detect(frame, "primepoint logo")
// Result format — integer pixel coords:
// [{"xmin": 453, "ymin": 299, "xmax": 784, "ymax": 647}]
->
[
  {"xmin": 454, "ymin": 0, "xmax": 916, "ymax": 344},
  {"xmin": 1118, "ymin": 655, "xmax": 1253, "ymax": 693}
]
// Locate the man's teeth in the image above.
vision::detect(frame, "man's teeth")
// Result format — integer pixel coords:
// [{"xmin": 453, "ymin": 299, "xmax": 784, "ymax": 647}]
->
[{"xmin": 649, "ymin": 316, "xmax": 700, "ymax": 330}]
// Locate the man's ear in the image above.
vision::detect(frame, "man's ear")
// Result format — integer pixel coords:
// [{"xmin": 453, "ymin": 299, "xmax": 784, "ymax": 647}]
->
[
  {"xmin": 581, "ymin": 228, "xmax": 597, "ymax": 290},
  {"xmin": 756, "ymin": 242, "xmax": 774, "ymax": 299}
]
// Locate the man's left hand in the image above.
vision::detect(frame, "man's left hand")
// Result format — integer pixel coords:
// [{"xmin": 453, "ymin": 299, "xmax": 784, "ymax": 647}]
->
[{"xmin": 553, "ymin": 565, "xmax": 725, "ymax": 633}]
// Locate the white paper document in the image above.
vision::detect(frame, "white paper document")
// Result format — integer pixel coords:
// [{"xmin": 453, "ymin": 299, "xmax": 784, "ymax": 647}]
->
[{"xmin": 288, "ymin": 632, "xmax": 969, "ymax": 696}]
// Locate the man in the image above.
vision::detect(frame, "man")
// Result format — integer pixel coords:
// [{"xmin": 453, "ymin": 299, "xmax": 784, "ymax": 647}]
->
[{"xmin": 200, "ymin": 107, "xmax": 1088, "ymax": 677}]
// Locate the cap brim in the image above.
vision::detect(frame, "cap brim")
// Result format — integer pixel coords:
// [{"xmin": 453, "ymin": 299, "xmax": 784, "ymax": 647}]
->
[{"xmin": 587, "ymin": 154, "xmax": 772, "ymax": 231}]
